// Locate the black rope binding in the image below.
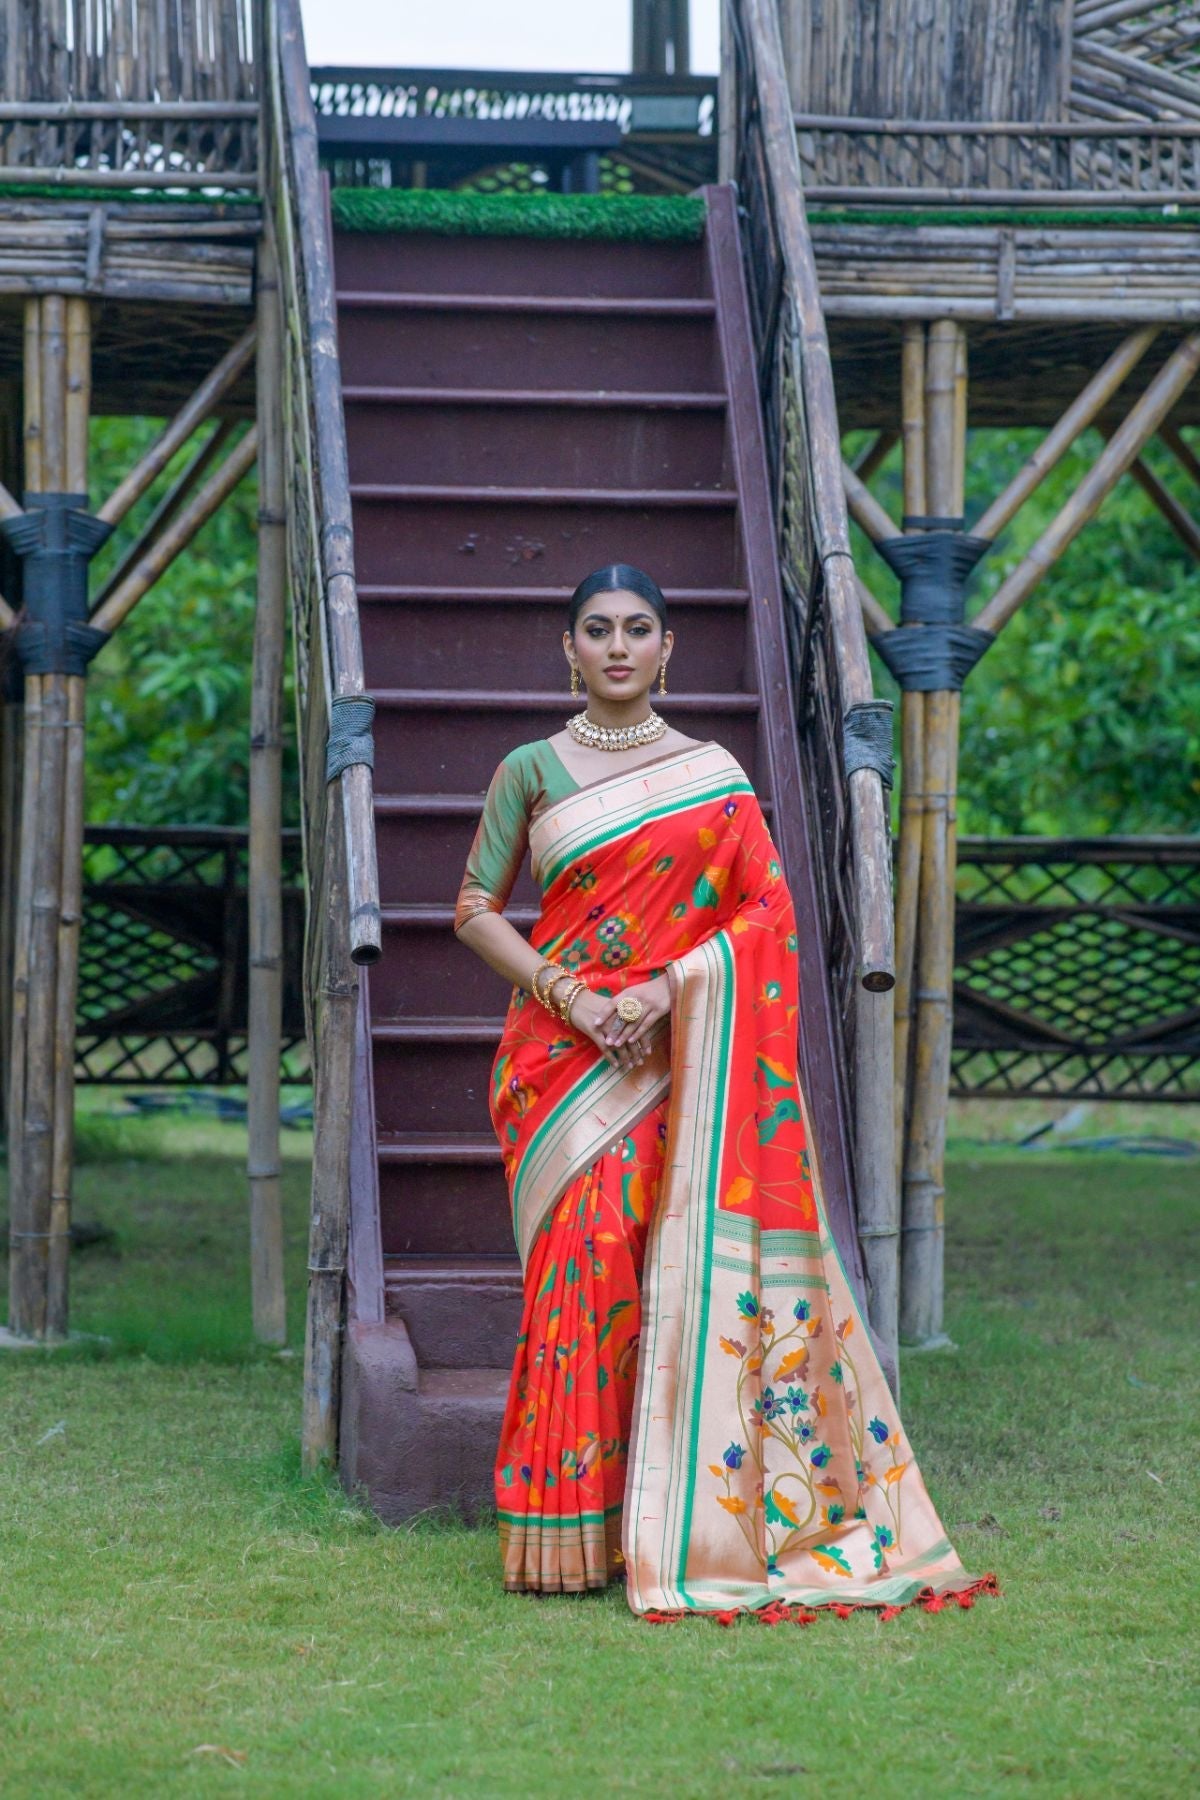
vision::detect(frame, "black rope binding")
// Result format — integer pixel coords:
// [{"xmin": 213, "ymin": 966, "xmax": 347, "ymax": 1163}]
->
[
  {"xmin": 843, "ymin": 698, "xmax": 895, "ymax": 788},
  {"xmin": 0, "ymin": 493, "xmax": 113, "ymax": 676},
  {"xmin": 871, "ymin": 528, "xmax": 995, "ymax": 692},
  {"xmin": 325, "ymin": 693, "xmax": 376, "ymax": 783}
]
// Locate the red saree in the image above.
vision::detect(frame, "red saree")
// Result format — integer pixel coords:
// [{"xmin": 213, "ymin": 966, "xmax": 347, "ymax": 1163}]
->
[{"xmin": 473, "ymin": 740, "xmax": 996, "ymax": 1618}]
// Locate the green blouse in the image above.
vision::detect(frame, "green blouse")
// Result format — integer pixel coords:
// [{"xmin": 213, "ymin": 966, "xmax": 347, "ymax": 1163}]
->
[{"xmin": 454, "ymin": 740, "xmax": 579, "ymax": 930}]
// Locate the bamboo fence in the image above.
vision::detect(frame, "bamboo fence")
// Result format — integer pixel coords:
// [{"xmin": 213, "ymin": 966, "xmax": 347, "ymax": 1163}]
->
[{"xmin": 0, "ymin": 0, "xmax": 257, "ymax": 190}]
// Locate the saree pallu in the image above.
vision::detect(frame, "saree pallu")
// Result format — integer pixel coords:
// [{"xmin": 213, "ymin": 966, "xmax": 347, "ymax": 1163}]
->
[{"xmin": 490, "ymin": 741, "xmax": 996, "ymax": 1618}]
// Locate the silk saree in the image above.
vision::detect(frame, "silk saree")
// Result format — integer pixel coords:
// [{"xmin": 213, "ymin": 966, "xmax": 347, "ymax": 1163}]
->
[{"xmin": 456, "ymin": 738, "xmax": 997, "ymax": 1621}]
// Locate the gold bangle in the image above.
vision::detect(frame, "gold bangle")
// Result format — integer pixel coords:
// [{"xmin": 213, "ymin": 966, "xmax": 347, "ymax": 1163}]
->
[
  {"xmin": 531, "ymin": 961, "xmax": 564, "ymax": 1011},
  {"xmin": 543, "ymin": 970, "xmax": 575, "ymax": 1014},
  {"xmin": 556, "ymin": 977, "xmax": 585, "ymax": 1023}
]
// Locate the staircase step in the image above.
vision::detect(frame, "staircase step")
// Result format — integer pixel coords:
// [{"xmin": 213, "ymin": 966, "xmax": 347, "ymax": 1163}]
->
[
  {"xmin": 337, "ymin": 303, "xmax": 720, "ymax": 397},
  {"xmin": 351, "ymin": 488, "xmax": 739, "ymax": 588},
  {"xmin": 369, "ymin": 693, "xmax": 760, "ymax": 795},
  {"xmin": 356, "ymin": 584, "xmax": 750, "ymax": 604},
  {"xmin": 333, "ymin": 230, "xmax": 709, "ymax": 302},
  {"xmin": 344, "ymin": 395, "xmax": 729, "ymax": 490},
  {"xmin": 343, "ymin": 386, "xmax": 728, "ymax": 408},
  {"xmin": 375, "ymin": 1126, "xmax": 513, "ymax": 1257},
  {"xmin": 372, "ymin": 913, "xmax": 529, "ymax": 1017},
  {"xmin": 384, "ymin": 1254, "xmax": 522, "ymax": 1371},
  {"xmin": 358, "ymin": 591, "xmax": 751, "ymax": 694},
  {"xmin": 351, "ymin": 483, "xmax": 737, "ymax": 507},
  {"xmin": 337, "ymin": 291, "xmax": 717, "ymax": 317},
  {"xmin": 378, "ymin": 1131, "xmax": 501, "ymax": 1163}
]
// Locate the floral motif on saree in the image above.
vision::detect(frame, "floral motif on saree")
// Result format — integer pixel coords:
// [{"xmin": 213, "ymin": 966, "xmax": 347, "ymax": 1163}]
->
[{"xmin": 469, "ymin": 740, "xmax": 996, "ymax": 1618}]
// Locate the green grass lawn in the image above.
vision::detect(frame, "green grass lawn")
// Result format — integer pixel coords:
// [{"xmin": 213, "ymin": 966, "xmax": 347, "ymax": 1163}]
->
[{"xmin": 1, "ymin": 1102, "xmax": 1198, "ymax": 1797}]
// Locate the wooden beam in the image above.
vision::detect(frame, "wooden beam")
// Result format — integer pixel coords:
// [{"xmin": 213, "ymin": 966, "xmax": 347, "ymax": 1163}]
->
[
  {"xmin": 976, "ymin": 330, "xmax": 1200, "ymax": 635},
  {"xmin": 973, "ymin": 327, "xmax": 1158, "ymax": 542},
  {"xmin": 90, "ymin": 427, "xmax": 258, "ymax": 635},
  {"xmin": 95, "ymin": 325, "xmax": 255, "ymax": 530}
]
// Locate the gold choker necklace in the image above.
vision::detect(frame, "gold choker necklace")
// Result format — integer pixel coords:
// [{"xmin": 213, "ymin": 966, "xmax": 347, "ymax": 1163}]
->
[{"xmin": 566, "ymin": 709, "xmax": 667, "ymax": 752}]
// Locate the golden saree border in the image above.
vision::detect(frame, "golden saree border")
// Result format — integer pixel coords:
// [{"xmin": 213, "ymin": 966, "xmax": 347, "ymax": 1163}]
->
[
  {"xmin": 498, "ymin": 1503, "xmax": 624, "ymax": 1594},
  {"xmin": 624, "ymin": 923, "xmax": 991, "ymax": 1617},
  {"xmin": 511, "ymin": 1023, "xmax": 670, "ymax": 1269},
  {"xmin": 529, "ymin": 741, "xmax": 753, "ymax": 894}
]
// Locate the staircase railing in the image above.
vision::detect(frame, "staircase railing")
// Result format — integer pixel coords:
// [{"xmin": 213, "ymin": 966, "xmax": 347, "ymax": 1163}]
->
[
  {"xmin": 723, "ymin": 0, "xmax": 898, "ymax": 1357},
  {"xmin": 262, "ymin": 0, "xmax": 381, "ymax": 1463}
]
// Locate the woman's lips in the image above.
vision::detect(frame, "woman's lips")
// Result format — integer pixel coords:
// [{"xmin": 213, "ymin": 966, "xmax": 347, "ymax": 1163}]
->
[{"xmin": 604, "ymin": 667, "xmax": 633, "ymax": 679}]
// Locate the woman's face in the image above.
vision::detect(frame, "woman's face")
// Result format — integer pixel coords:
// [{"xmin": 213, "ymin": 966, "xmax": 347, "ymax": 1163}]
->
[{"xmin": 564, "ymin": 589, "xmax": 672, "ymax": 704}]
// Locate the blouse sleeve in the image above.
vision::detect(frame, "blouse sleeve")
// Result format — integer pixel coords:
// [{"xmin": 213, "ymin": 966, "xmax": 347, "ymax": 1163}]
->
[{"xmin": 453, "ymin": 753, "xmax": 532, "ymax": 932}]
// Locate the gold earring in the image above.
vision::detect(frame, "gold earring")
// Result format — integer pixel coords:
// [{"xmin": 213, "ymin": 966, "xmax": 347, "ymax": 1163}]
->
[
  {"xmin": 570, "ymin": 661, "xmax": 581, "ymax": 698},
  {"xmin": 658, "ymin": 656, "xmax": 668, "ymax": 696}
]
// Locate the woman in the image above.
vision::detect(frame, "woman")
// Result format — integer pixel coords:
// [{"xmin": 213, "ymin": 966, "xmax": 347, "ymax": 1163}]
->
[{"xmin": 454, "ymin": 564, "xmax": 997, "ymax": 1623}]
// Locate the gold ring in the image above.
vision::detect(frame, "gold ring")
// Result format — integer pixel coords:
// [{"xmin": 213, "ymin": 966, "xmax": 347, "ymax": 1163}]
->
[{"xmin": 616, "ymin": 994, "xmax": 644, "ymax": 1024}]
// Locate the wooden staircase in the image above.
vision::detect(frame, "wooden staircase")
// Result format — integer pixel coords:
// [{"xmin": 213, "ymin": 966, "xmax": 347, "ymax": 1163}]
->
[{"xmin": 336, "ymin": 188, "xmax": 864, "ymax": 1520}]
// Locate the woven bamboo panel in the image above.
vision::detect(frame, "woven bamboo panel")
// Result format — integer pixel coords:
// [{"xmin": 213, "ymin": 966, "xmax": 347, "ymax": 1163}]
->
[{"xmin": 951, "ymin": 837, "xmax": 1200, "ymax": 1101}]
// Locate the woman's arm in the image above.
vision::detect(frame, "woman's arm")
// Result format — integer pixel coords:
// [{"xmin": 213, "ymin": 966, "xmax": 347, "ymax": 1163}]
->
[
  {"xmin": 453, "ymin": 754, "xmax": 658, "ymax": 1072},
  {"xmin": 456, "ymin": 909, "xmax": 664, "ymax": 1073}
]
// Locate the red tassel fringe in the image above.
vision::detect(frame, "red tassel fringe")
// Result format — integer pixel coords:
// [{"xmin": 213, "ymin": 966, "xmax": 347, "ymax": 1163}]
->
[{"xmin": 642, "ymin": 1570, "xmax": 1000, "ymax": 1627}]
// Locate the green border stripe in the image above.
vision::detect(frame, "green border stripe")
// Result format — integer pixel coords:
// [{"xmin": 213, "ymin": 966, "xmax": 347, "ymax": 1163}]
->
[
  {"xmin": 539, "ymin": 777, "xmax": 753, "ymax": 891},
  {"xmin": 676, "ymin": 929, "xmax": 733, "ymax": 1607}
]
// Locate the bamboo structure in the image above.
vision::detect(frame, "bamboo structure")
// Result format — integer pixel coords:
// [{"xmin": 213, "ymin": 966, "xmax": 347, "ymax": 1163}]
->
[
  {"xmin": 733, "ymin": 0, "xmax": 899, "ymax": 1377},
  {"xmin": 248, "ymin": 214, "xmax": 287, "ymax": 1348},
  {"xmin": 773, "ymin": 0, "xmax": 1200, "ymax": 1341},
  {"xmin": 264, "ymin": 0, "xmax": 381, "ymax": 1464}
]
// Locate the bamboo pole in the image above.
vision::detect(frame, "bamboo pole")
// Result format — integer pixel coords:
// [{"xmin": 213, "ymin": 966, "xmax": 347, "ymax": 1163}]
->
[
  {"xmin": 899, "ymin": 319, "xmax": 963, "ymax": 1348},
  {"xmin": 90, "ymin": 426, "xmax": 258, "ymax": 635},
  {"xmin": 854, "ymin": 572, "xmax": 893, "ymax": 637},
  {"xmin": 1111, "ymin": 434, "xmax": 1200, "ymax": 560},
  {"xmin": 43, "ymin": 295, "xmax": 91, "ymax": 1336},
  {"xmin": 1158, "ymin": 423, "xmax": 1200, "ymax": 495},
  {"xmin": 892, "ymin": 322, "xmax": 926, "ymax": 1193},
  {"xmin": 842, "ymin": 457, "xmax": 901, "ymax": 544},
  {"xmin": 47, "ymin": 673, "xmax": 84, "ymax": 1335},
  {"xmin": 853, "ymin": 429, "xmax": 899, "ymax": 485},
  {"xmin": 23, "ymin": 297, "xmax": 42, "ymax": 495},
  {"xmin": 973, "ymin": 327, "xmax": 1158, "ymax": 542},
  {"xmin": 90, "ymin": 419, "xmax": 236, "ymax": 613},
  {"xmin": 248, "ymin": 219, "xmax": 287, "ymax": 1347},
  {"xmin": 6, "ymin": 673, "xmax": 41, "ymax": 1335},
  {"xmin": 95, "ymin": 324, "xmax": 255, "ymax": 530},
  {"xmin": 302, "ymin": 781, "xmax": 358, "ymax": 1470},
  {"xmin": 977, "ymin": 330, "xmax": 1200, "ymax": 635}
]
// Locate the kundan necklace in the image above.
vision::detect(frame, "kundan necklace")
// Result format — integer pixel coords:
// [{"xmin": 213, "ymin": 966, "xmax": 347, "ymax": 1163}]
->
[{"xmin": 566, "ymin": 709, "xmax": 667, "ymax": 752}]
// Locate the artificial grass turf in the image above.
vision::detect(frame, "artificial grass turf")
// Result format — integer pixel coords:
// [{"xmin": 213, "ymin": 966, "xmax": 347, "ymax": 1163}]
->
[
  {"xmin": 1, "ymin": 1122, "xmax": 1198, "ymax": 1797},
  {"xmin": 329, "ymin": 186, "xmax": 707, "ymax": 240}
]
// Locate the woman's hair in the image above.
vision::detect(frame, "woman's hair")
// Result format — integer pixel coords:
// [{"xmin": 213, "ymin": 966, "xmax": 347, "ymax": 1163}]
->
[{"xmin": 567, "ymin": 563, "xmax": 668, "ymax": 634}]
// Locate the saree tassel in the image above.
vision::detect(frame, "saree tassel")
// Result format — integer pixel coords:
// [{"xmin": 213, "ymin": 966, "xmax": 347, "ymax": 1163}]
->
[{"xmin": 635, "ymin": 1573, "xmax": 999, "ymax": 1628}]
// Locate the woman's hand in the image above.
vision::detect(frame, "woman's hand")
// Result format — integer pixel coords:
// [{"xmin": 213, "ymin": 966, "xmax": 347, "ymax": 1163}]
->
[{"xmin": 566, "ymin": 975, "xmax": 672, "ymax": 1073}]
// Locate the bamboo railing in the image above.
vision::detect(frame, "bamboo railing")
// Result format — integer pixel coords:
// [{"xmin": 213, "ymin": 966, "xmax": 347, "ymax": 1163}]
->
[
  {"xmin": 724, "ymin": 0, "xmax": 899, "ymax": 1365},
  {"xmin": 0, "ymin": 0, "xmax": 258, "ymax": 189},
  {"xmin": 262, "ymin": 0, "xmax": 381, "ymax": 1463}
]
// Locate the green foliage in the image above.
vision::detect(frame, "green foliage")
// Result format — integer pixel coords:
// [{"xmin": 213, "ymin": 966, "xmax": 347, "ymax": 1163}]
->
[
  {"xmin": 331, "ymin": 185, "xmax": 706, "ymax": 241},
  {"xmin": 84, "ymin": 416, "xmax": 298, "ymax": 827},
  {"xmin": 851, "ymin": 427, "xmax": 1200, "ymax": 835}
]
